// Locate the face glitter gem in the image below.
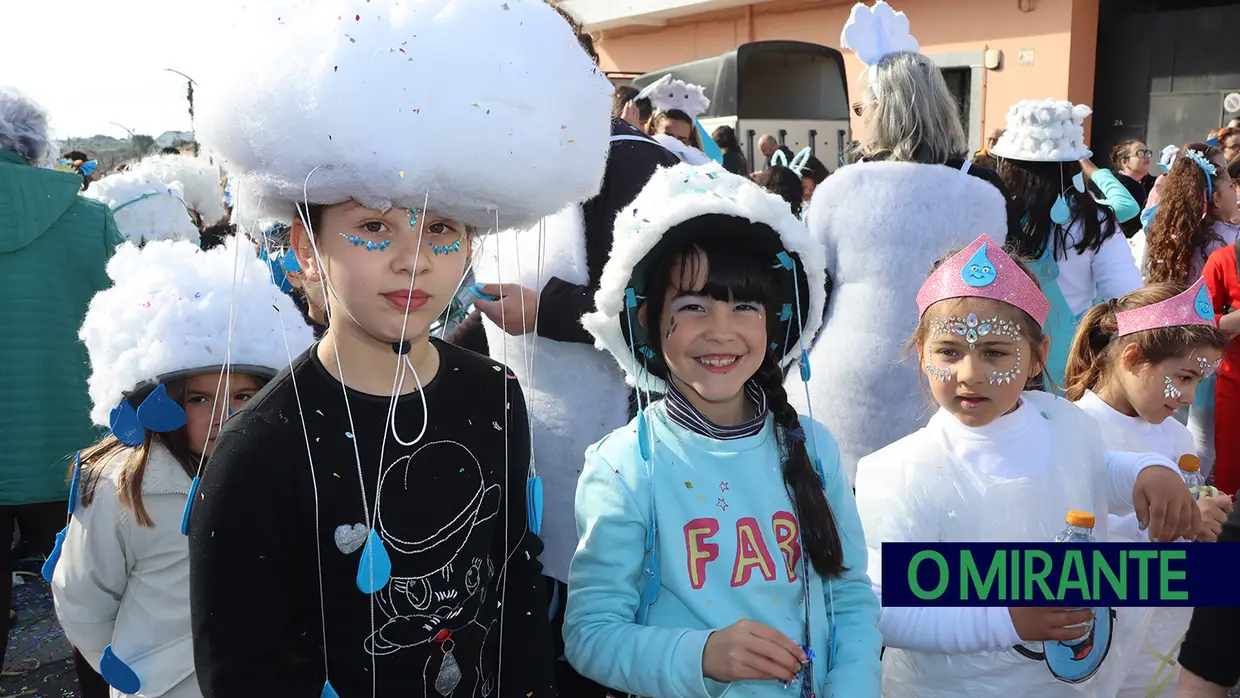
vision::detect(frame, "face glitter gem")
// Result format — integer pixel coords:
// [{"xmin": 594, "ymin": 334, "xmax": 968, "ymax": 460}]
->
[
  {"xmin": 1197, "ymin": 356, "xmax": 1222, "ymax": 378},
  {"xmin": 1165, "ymin": 375, "xmax": 1182, "ymax": 399},
  {"xmin": 924, "ymin": 362, "xmax": 953, "ymax": 383}
]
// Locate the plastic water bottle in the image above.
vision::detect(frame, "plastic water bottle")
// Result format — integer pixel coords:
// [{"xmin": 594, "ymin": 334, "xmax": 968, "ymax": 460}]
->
[
  {"xmin": 1053, "ymin": 511, "xmax": 1096, "ymax": 644},
  {"xmin": 1179, "ymin": 454, "xmax": 1204, "ymax": 499}
]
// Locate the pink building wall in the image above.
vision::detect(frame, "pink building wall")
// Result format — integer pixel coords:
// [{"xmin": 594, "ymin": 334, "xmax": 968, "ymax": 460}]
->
[{"xmin": 595, "ymin": 0, "xmax": 1100, "ymax": 144}]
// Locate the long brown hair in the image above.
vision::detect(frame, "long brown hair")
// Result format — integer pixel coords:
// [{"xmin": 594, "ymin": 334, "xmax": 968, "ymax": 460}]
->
[
  {"xmin": 1063, "ymin": 283, "xmax": 1227, "ymax": 402},
  {"xmin": 646, "ymin": 110, "xmax": 702, "ymax": 150},
  {"xmin": 1146, "ymin": 143, "xmax": 1227, "ymax": 284}
]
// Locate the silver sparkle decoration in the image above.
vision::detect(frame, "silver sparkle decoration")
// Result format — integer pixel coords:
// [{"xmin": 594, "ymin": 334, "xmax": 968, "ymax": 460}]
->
[
  {"xmin": 1197, "ymin": 356, "xmax": 1222, "ymax": 379},
  {"xmin": 989, "ymin": 344, "xmax": 1023, "ymax": 385},
  {"xmin": 929, "ymin": 313, "xmax": 1021, "ymax": 352},
  {"xmin": 1165, "ymin": 375, "xmax": 1182, "ymax": 399},
  {"xmin": 924, "ymin": 362, "xmax": 953, "ymax": 383}
]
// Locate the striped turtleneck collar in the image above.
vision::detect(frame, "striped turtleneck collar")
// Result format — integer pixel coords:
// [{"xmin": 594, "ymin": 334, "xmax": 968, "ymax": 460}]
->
[{"xmin": 665, "ymin": 380, "xmax": 768, "ymax": 440}]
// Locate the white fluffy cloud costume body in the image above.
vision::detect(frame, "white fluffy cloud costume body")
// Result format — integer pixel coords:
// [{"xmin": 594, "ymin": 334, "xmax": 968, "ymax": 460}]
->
[
  {"xmin": 79, "ymin": 237, "xmax": 315, "ymax": 426},
  {"xmin": 196, "ymin": 0, "xmax": 613, "ymax": 231},
  {"xmin": 83, "ymin": 170, "xmax": 201, "ymax": 246},
  {"xmin": 786, "ymin": 162, "xmax": 1008, "ymax": 484}
]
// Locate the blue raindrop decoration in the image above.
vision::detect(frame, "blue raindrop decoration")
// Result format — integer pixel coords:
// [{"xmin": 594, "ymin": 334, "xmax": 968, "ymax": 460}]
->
[
  {"xmin": 356, "ymin": 528, "xmax": 392, "ymax": 594},
  {"xmin": 321, "ymin": 680, "xmax": 341, "ymax": 698},
  {"xmin": 960, "ymin": 243, "xmax": 998, "ymax": 288},
  {"xmin": 637, "ymin": 412, "xmax": 652, "ymax": 462},
  {"xmin": 799, "ymin": 349, "xmax": 811, "ymax": 382},
  {"xmin": 1071, "ymin": 172, "xmax": 1086, "ymax": 194},
  {"xmin": 42, "ymin": 454, "xmax": 83, "ymax": 582},
  {"xmin": 109, "ymin": 400, "xmax": 145, "ymax": 447},
  {"xmin": 695, "ymin": 117, "xmax": 724, "ymax": 165},
  {"xmin": 1050, "ymin": 195, "xmax": 1072, "ymax": 225},
  {"xmin": 136, "ymin": 384, "xmax": 188, "ymax": 433},
  {"xmin": 526, "ymin": 476, "xmax": 544, "ymax": 535},
  {"xmin": 280, "ymin": 249, "xmax": 302, "ymax": 272},
  {"xmin": 180, "ymin": 476, "xmax": 201, "ymax": 536},
  {"xmin": 100, "ymin": 645, "xmax": 141, "ymax": 694},
  {"xmin": 1195, "ymin": 284, "xmax": 1215, "ymax": 321}
]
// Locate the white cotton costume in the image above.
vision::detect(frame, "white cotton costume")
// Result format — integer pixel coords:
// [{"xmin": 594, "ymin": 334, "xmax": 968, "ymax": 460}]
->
[
  {"xmin": 83, "ymin": 169, "xmax": 201, "ymax": 246},
  {"xmin": 786, "ymin": 161, "xmax": 1008, "ymax": 484},
  {"xmin": 854, "ymin": 390, "xmax": 1170, "ymax": 697},
  {"xmin": 1075, "ymin": 390, "xmax": 1196, "ymax": 697},
  {"xmin": 476, "ymin": 207, "xmax": 631, "ymax": 584},
  {"xmin": 53, "ymin": 237, "xmax": 314, "ymax": 698}
]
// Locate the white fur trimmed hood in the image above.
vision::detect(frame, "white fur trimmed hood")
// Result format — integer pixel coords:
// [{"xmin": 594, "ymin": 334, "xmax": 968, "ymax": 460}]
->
[
  {"xmin": 79, "ymin": 236, "xmax": 316, "ymax": 426},
  {"xmin": 582, "ymin": 162, "xmax": 826, "ymax": 392}
]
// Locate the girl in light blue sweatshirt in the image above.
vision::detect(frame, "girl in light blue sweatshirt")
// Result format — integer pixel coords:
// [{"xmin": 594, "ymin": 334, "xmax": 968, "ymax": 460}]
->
[{"xmin": 564, "ymin": 161, "xmax": 883, "ymax": 698}]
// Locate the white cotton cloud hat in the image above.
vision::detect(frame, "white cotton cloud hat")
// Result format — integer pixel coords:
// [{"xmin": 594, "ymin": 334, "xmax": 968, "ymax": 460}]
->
[
  {"xmin": 990, "ymin": 99, "xmax": 1094, "ymax": 162},
  {"xmin": 83, "ymin": 170, "xmax": 202, "ymax": 246},
  {"xmin": 134, "ymin": 154, "xmax": 228, "ymax": 228},
  {"xmin": 79, "ymin": 236, "xmax": 316, "ymax": 427},
  {"xmin": 196, "ymin": 0, "xmax": 614, "ymax": 233},
  {"xmin": 581, "ymin": 162, "xmax": 827, "ymax": 393}
]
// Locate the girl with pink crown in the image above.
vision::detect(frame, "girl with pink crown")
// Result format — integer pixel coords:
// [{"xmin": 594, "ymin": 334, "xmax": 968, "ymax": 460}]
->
[
  {"xmin": 1062, "ymin": 281, "xmax": 1232, "ymax": 697},
  {"xmin": 853, "ymin": 234, "xmax": 1201, "ymax": 697}
]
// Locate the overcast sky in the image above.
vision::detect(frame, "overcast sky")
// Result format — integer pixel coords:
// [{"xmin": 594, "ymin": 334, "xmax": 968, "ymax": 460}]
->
[{"xmin": 3, "ymin": 0, "xmax": 245, "ymax": 140}]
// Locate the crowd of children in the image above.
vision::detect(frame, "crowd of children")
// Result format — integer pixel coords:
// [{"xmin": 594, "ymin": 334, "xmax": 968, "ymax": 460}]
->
[{"xmin": 2, "ymin": 1, "xmax": 1238, "ymax": 697}]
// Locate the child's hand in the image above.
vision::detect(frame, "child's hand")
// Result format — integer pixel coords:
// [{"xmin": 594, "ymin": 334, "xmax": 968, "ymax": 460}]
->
[
  {"xmin": 702, "ymin": 620, "xmax": 807, "ymax": 684},
  {"xmin": 1192, "ymin": 493, "xmax": 1233, "ymax": 542},
  {"xmin": 1133, "ymin": 466, "xmax": 1201, "ymax": 542},
  {"xmin": 1008, "ymin": 607, "xmax": 1094, "ymax": 642}
]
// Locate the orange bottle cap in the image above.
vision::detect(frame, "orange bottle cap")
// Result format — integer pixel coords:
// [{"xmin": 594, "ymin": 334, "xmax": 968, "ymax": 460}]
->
[
  {"xmin": 1066, "ymin": 510, "xmax": 1095, "ymax": 528},
  {"xmin": 1179, "ymin": 454, "xmax": 1201, "ymax": 473}
]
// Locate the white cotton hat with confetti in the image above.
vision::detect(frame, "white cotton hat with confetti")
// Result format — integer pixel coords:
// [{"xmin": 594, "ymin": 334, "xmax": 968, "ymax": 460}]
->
[
  {"xmin": 134, "ymin": 153, "xmax": 229, "ymax": 228},
  {"xmin": 196, "ymin": 0, "xmax": 614, "ymax": 232},
  {"xmin": 83, "ymin": 169, "xmax": 202, "ymax": 246},
  {"xmin": 79, "ymin": 236, "xmax": 315, "ymax": 427},
  {"xmin": 989, "ymin": 98, "xmax": 1093, "ymax": 162}
]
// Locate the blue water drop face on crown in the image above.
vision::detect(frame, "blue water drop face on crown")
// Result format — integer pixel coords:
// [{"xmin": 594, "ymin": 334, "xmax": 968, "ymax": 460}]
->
[
  {"xmin": 356, "ymin": 528, "xmax": 392, "ymax": 594},
  {"xmin": 1195, "ymin": 284, "xmax": 1215, "ymax": 321},
  {"xmin": 961, "ymin": 243, "xmax": 998, "ymax": 288}
]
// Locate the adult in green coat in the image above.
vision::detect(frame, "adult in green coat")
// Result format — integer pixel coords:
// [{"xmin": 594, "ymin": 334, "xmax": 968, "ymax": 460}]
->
[{"xmin": 0, "ymin": 86, "xmax": 121, "ymax": 678}]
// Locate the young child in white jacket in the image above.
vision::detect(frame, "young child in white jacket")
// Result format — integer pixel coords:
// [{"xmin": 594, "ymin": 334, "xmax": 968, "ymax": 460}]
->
[{"xmin": 48, "ymin": 236, "xmax": 313, "ymax": 697}]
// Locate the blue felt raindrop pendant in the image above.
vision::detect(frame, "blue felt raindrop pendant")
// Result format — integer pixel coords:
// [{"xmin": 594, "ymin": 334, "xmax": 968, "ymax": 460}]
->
[
  {"xmin": 41, "ymin": 527, "xmax": 66, "ymax": 583},
  {"xmin": 109, "ymin": 399, "xmax": 145, "ymax": 447},
  {"xmin": 526, "ymin": 476, "xmax": 543, "ymax": 535},
  {"xmin": 180, "ymin": 476, "xmax": 201, "ymax": 536},
  {"xmin": 100, "ymin": 645, "xmax": 141, "ymax": 694},
  {"xmin": 961, "ymin": 243, "xmax": 998, "ymax": 287},
  {"xmin": 1071, "ymin": 172, "xmax": 1086, "ymax": 194},
  {"xmin": 67, "ymin": 452, "xmax": 82, "ymax": 516},
  {"xmin": 280, "ymin": 249, "xmax": 301, "ymax": 272},
  {"xmin": 799, "ymin": 349, "xmax": 811, "ymax": 382},
  {"xmin": 137, "ymin": 384, "xmax": 188, "ymax": 433},
  {"xmin": 695, "ymin": 117, "xmax": 724, "ymax": 165},
  {"xmin": 1195, "ymin": 284, "xmax": 1215, "ymax": 321},
  {"xmin": 1050, "ymin": 194, "xmax": 1072, "ymax": 225},
  {"xmin": 356, "ymin": 528, "xmax": 392, "ymax": 594},
  {"xmin": 321, "ymin": 680, "xmax": 341, "ymax": 698},
  {"xmin": 637, "ymin": 412, "xmax": 652, "ymax": 462}
]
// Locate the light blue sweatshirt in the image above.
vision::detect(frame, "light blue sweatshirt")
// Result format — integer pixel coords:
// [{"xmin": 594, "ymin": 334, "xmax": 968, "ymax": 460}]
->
[{"xmin": 564, "ymin": 401, "xmax": 882, "ymax": 698}]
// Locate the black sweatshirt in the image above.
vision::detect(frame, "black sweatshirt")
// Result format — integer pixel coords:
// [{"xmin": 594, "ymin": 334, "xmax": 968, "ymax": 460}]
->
[
  {"xmin": 188, "ymin": 339, "xmax": 554, "ymax": 698},
  {"xmin": 1177, "ymin": 502, "xmax": 1240, "ymax": 688}
]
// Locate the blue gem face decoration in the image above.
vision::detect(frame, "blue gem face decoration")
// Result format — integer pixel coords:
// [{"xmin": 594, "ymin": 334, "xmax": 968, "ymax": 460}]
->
[
  {"xmin": 356, "ymin": 528, "xmax": 392, "ymax": 594},
  {"xmin": 961, "ymin": 243, "xmax": 998, "ymax": 288},
  {"xmin": 339, "ymin": 233, "xmax": 391, "ymax": 251},
  {"xmin": 428, "ymin": 239, "xmax": 462, "ymax": 256},
  {"xmin": 409, "ymin": 207, "xmax": 419, "ymax": 228},
  {"xmin": 137, "ymin": 384, "xmax": 188, "ymax": 433},
  {"xmin": 1195, "ymin": 285, "xmax": 1215, "ymax": 321},
  {"xmin": 100, "ymin": 645, "xmax": 141, "ymax": 693}
]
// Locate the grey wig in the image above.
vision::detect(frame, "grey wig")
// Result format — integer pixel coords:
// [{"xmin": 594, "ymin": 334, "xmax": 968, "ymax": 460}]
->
[
  {"xmin": 860, "ymin": 52, "xmax": 968, "ymax": 165},
  {"xmin": 0, "ymin": 86, "xmax": 51, "ymax": 165}
]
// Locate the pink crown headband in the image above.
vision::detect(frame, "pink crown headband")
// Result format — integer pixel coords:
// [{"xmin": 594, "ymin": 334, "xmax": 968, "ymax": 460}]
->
[
  {"xmin": 1115, "ymin": 277, "xmax": 1217, "ymax": 337},
  {"xmin": 916, "ymin": 234, "xmax": 1051, "ymax": 327}
]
